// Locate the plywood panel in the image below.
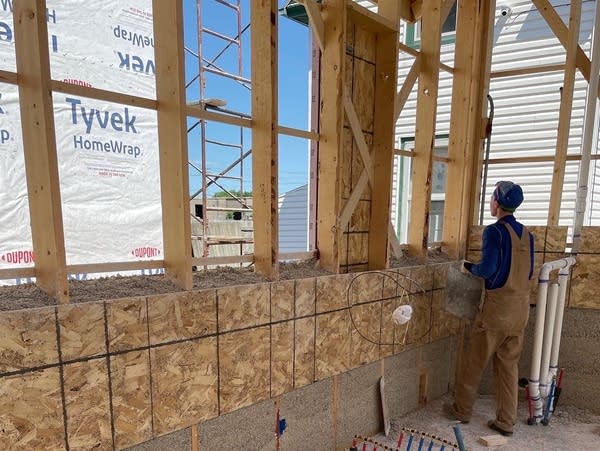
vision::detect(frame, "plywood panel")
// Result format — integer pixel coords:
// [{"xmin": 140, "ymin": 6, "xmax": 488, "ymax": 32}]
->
[
  {"xmin": 271, "ymin": 321, "xmax": 294, "ymax": 397},
  {"xmin": 271, "ymin": 281, "xmax": 294, "ymax": 322},
  {"xmin": 0, "ymin": 368, "xmax": 64, "ymax": 450},
  {"xmin": 528, "ymin": 226, "xmax": 547, "ymax": 253},
  {"xmin": 468, "ymin": 226, "xmax": 485, "ymax": 250},
  {"xmin": 111, "ymin": 350, "xmax": 152, "ymax": 449},
  {"xmin": 219, "ymin": 327, "xmax": 270, "ymax": 414},
  {"xmin": 410, "ymin": 265, "xmax": 435, "ymax": 292},
  {"xmin": 405, "ymin": 293, "xmax": 431, "ymax": 348},
  {"xmin": 579, "ymin": 227, "xmax": 600, "ymax": 253},
  {"xmin": 106, "ymin": 297, "xmax": 148, "ymax": 353},
  {"xmin": 315, "ymin": 311, "xmax": 351, "ymax": 380},
  {"xmin": 151, "ymin": 338, "xmax": 218, "ymax": 435},
  {"xmin": 570, "ymin": 254, "xmax": 600, "ymax": 308},
  {"xmin": 545, "ymin": 226, "xmax": 567, "ymax": 252},
  {"xmin": 430, "ymin": 290, "xmax": 461, "ymax": 341},
  {"xmin": 147, "ymin": 291, "xmax": 216, "ymax": 345},
  {"xmin": 350, "ymin": 200, "xmax": 371, "ymax": 232},
  {"xmin": 316, "ymin": 274, "xmax": 351, "ymax": 313},
  {"xmin": 349, "ymin": 303, "xmax": 381, "ymax": 367},
  {"xmin": 217, "ymin": 284, "xmax": 270, "ymax": 332},
  {"xmin": 0, "ymin": 307, "xmax": 58, "ymax": 373},
  {"xmin": 294, "ymin": 317, "xmax": 315, "ymax": 388},
  {"xmin": 352, "ymin": 134, "xmax": 373, "ymax": 200},
  {"xmin": 382, "ymin": 270, "xmax": 399, "ymax": 298},
  {"xmin": 347, "ymin": 232, "xmax": 369, "ymax": 265},
  {"xmin": 64, "ymin": 359, "xmax": 112, "ymax": 450},
  {"xmin": 380, "ymin": 298, "xmax": 397, "ymax": 357},
  {"xmin": 58, "ymin": 303, "xmax": 106, "ymax": 361},
  {"xmin": 295, "ymin": 278, "xmax": 316, "ymax": 318},
  {"xmin": 352, "ymin": 60, "xmax": 375, "ymax": 133},
  {"xmin": 348, "ymin": 271, "xmax": 383, "ymax": 304},
  {"xmin": 433, "ymin": 263, "xmax": 450, "ymax": 290},
  {"xmin": 352, "ymin": 23, "xmax": 377, "ymax": 62},
  {"xmin": 341, "ymin": 128, "xmax": 353, "ymax": 199}
]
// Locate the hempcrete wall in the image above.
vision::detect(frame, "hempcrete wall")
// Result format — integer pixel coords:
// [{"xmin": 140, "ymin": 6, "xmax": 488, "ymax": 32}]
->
[{"xmin": 0, "ymin": 263, "xmax": 459, "ymax": 450}]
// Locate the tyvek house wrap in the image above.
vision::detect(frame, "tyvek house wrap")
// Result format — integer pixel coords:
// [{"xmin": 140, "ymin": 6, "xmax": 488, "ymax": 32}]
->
[{"xmin": 0, "ymin": 0, "xmax": 164, "ymax": 284}]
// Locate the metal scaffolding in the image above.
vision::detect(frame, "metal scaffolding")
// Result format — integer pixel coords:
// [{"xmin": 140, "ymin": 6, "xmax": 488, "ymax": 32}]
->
[{"xmin": 185, "ymin": 0, "xmax": 253, "ymax": 261}]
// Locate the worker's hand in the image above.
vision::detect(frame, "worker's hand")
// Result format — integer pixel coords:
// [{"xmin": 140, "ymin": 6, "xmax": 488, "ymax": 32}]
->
[{"xmin": 461, "ymin": 261, "xmax": 473, "ymax": 275}]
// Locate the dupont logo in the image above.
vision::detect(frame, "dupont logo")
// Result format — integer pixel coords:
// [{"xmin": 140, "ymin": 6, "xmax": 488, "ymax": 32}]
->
[
  {"xmin": 1, "ymin": 250, "xmax": 35, "ymax": 264},
  {"xmin": 130, "ymin": 246, "xmax": 161, "ymax": 258}
]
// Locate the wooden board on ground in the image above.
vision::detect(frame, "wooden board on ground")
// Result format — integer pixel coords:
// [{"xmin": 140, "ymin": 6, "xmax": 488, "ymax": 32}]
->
[{"xmin": 478, "ymin": 434, "xmax": 508, "ymax": 446}]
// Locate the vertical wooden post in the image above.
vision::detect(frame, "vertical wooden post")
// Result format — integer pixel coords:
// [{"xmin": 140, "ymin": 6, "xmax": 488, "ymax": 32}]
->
[
  {"xmin": 548, "ymin": 0, "xmax": 582, "ymax": 226},
  {"xmin": 153, "ymin": 0, "xmax": 192, "ymax": 289},
  {"xmin": 369, "ymin": 25, "xmax": 400, "ymax": 268},
  {"xmin": 407, "ymin": 0, "xmax": 443, "ymax": 258},
  {"xmin": 442, "ymin": 0, "xmax": 495, "ymax": 258},
  {"xmin": 14, "ymin": 0, "xmax": 68, "ymax": 302},
  {"xmin": 251, "ymin": 0, "xmax": 279, "ymax": 279},
  {"xmin": 316, "ymin": 0, "xmax": 345, "ymax": 272}
]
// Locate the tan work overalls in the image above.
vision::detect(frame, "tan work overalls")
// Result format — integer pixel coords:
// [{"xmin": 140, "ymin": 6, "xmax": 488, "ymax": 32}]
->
[{"xmin": 455, "ymin": 222, "xmax": 531, "ymax": 432}]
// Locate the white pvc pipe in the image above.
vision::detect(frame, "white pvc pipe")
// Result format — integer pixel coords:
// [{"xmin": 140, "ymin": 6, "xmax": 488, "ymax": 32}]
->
[
  {"xmin": 539, "ymin": 283, "xmax": 559, "ymax": 398},
  {"xmin": 572, "ymin": 0, "xmax": 600, "ymax": 254},
  {"xmin": 549, "ymin": 271, "xmax": 570, "ymax": 380}
]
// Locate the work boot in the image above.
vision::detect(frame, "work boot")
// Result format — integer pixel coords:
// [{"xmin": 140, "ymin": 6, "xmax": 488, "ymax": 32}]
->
[
  {"xmin": 487, "ymin": 420, "xmax": 513, "ymax": 437},
  {"xmin": 442, "ymin": 402, "xmax": 470, "ymax": 423}
]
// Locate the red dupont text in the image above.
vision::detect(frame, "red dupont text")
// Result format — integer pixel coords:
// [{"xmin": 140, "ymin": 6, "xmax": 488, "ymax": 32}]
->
[
  {"xmin": 1, "ymin": 250, "xmax": 35, "ymax": 264},
  {"xmin": 130, "ymin": 247, "xmax": 161, "ymax": 258}
]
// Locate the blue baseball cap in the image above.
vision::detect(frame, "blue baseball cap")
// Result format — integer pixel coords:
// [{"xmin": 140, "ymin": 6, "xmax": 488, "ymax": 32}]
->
[{"xmin": 493, "ymin": 181, "xmax": 523, "ymax": 212}]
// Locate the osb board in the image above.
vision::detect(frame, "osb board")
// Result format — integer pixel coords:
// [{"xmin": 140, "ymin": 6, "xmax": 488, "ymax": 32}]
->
[
  {"xmin": 579, "ymin": 227, "xmax": 600, "ymax": 253},
  {"xmin": 405, "ymin": 293, "xmax": 432, "ymax": 348},
  {"xmin": 351, "ymin": 22, "xmax": 377, "ymax": 62},
  {"xmin": 380, "ymin": 298, "xmax": 398, "ymax": 358},
  {"xmin": 352, "ymin": 59, "xmax": 375, "ymax": 133},
  {"xmin": 147, "ymin": 290, "xmax": 216, "ymax": 345},
  {"xmin": 341, "ymin": 127, "xmax": 353, "ymax": 201},
  {"xmin": 59, "ymin": 303, "xmax": 105, "ymax": 361},
  {"xmin": 217, "ymin": 284, "xmax": 270, "ymax": 332},
  {"xmin": 527, "ymin": 226, "xmax": 547, "ymax": 253},
  {"xmin": 350, "ymin": 199, "xmax": 371, "ymax": 232},
  {"xmin": 315, "ymin": 310, "xmax": 351, "ymax": 380},
  {"xmin": 294, "ymin": 317, "xmax": 315, "ymax": 388},
  {"xmin": 410, "ymin": 265, "xmax": 435, "ymax": 292},
  {"xmin": 106, "ymin": 297, "xmax": 148, "ymax": 353},
  {"xmin": 545, "ymin": 226, "xmax": 567, "ymax": 252},
  {"xmin": 382, "ymin": 270, "xmax": 400, "ymax": 298},
  {"xmin": 110, "ymin": 350, "xmax": 152, "ymax": 449},
  {"xmin": 316, "ymin": 273, "xmax": 351, "ymax": 313},
  {"xmin": 347, "ymin": 271, "xmax": 383, "ymax": 304},
  {"xmin": 0, "ymin": 368, "xmax": 64, "ymax": 450},
  {"xmin": 219, "ymin": 326, "xmax": 270, "ymax": 414},
  {"xmin": 271, "ymin": 321, "xmax": 294, "ymax": 397},
  {"xmin": 271, "ymin": 281, "xmax": 294, "ymax": 323},
  {"xmin": 352, "ymin": 133, "xmax": 373, "ymax": 200},
  {"xmin": 347, "ymin": 232, "xmax": 369, "ymax": 265},
  {"xmin": 0, "ymin": 307, "xmax": 58, "ymax": 373},
  {"xmin": 64, "ymin": 359, "xmax": 112, "ymax": 450},
  {"xmin": 469, "ymin": 225, "xmax": 549, "ymax": 252},
  {"xmin": 433, "ymin": 263, "xmax": 450, "ymax": 290},
  {"xmin": 151, "ymin": 338, "xmax": 218, "ymax": 435},
  {"xmin": 430, "ymin": 290, "xmax": 461, "ymax": 342},
  {"xmin": 349, "ymin": 302, "xmax": 381, "ymax": 367},
  {"xmin": 295, "ymin": 278, "xmax": 315, "ymax": 318},
  {"xmin": 570, "ymin": 254, "xmax": 600, "ymax": 309}
]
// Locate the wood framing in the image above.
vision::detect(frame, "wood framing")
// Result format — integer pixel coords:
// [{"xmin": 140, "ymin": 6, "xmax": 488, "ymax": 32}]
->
[
  {"xmin": 548, "ymin": 0, "xmax": 582, "ymax": 226},
  {"xmin": 0, "ymin": 69, "xmax": 18, "ymax": 84},
  {"xmin": 316, "ymin": 0, "xmax": 345, "ymax": 272},
  {"xmin": 14, "ymin": 0, "xmax": 68, "ymax": 302},
  {"xmin": 490, "ymin": 63, "xmax": 565, "ymax": 78},
  {"xmin": 407, "ymin": 0, "xmax": 443, "ymax": 258},
  {"xmin": 298, "ymin": 0, "xmax": 325, "ymax": 51},
  {"xmin": 442, "ymin": 0, "xmax": 495, "ymax": 258},
  {"xmin": 395, "ymin": 56, "xmax": 421, "ymax": 121},
  {"xmin": 370, "ymin": 28, "xmax": 399, "ymax": 269},
  {"xmin": 531, "ymin": 0, "xmax": 599, "ymax": 99},
  {"xmin": 251, "ymin": 0, "xmax": 279, "ymax": 279},
  {"xmin": 153, "ymin": 0, "xmax": 192, "ymax": 289}
]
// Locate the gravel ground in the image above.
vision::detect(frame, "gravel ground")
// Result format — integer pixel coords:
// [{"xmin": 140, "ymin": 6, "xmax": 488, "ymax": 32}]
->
[{"xmin": 368, "ymin": 394, "xmax": 600, "ymax": 451}]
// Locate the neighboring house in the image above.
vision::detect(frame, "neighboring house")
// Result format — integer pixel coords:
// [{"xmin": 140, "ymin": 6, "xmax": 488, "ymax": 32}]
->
[
  {"xmin": 278, "ymin": 184, "xmax": 309, "ymax": 253},
  {"xmin": 391, "ymin": 0, "xmax": 600, "ymax": 243}
]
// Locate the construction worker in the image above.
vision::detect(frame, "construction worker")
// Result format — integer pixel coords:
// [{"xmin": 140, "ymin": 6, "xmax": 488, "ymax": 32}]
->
[{"xmin": 444, "ymin": 180, "xmax": 534, "ymax": 437}]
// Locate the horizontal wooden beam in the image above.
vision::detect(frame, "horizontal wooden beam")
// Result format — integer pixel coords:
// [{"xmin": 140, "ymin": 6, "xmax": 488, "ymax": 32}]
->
[
  {"xmin": 0, "ymin": 267, "xmax": 36, "ymax": 280},
  {"xmin": 490, "ymin": 63, "xmax": 565, "ymax": 78},
  {"xmin": 67, "ymin": 260, "xmax": 165, "ymax": 274},
  {"xmin": 192, "ymin": 255, "xmax": 254, "ymax": 266},
  {"xmin": 347, "ymin": 0, "xmax": 397, "ymax": 32},
  {"xmin": 278, "ymin": 251, "xmax": 317, "ymax": 261},
  {"xmin": 398, "ymin": 43, "xmax": 454, "ymax": 73},
  {"xmin": 51, "ymin": 80, "xmax": 157, "ymax": 110},
  {"xmin": 0, "ymin": 69, "xmax": 18, "ymax": 84},
  {"xmin": 277, "ymin": 125, "xmax": 319, "ymax": 140},
  {"xmin": 186, "ymin": 104, "xmax": 252, "ymax": 127}
]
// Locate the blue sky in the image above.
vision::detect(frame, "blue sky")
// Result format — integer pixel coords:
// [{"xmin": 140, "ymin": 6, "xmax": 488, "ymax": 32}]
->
[{"xmin": 182, "ymin": 0, "xmax": 311, "ymax": 196}]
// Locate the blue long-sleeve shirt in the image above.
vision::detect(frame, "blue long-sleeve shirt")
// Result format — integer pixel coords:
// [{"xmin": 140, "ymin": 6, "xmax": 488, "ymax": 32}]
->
[{"xmin": 465, "ymin": 215, "xmax": 534, "ymax": 290}]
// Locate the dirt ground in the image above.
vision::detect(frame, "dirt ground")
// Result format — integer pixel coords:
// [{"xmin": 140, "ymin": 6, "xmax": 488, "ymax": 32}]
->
[
  {"xmin": 370, "ymin": 394, "xmax": 600, "ymax": 451},
  {"xmin": 0, "ymin": 250, "xmax": 453, "ymax": 311}
]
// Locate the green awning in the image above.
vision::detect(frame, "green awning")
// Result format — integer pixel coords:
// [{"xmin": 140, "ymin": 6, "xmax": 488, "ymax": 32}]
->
[{"xmin": 279, "ymin": 0, "xmax": 321, "ymax": 27}]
